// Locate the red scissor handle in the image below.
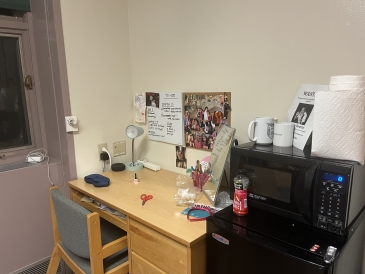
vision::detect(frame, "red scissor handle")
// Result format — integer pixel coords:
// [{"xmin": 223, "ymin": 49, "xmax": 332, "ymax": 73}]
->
[{"xmin": 140, "ymin": 194, "xmax": 153, "ymax": 205}]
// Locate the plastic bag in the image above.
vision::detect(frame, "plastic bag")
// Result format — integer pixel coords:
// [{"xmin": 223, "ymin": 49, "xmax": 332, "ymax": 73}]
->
[
  {"xmin": 214, "ymin": 191, "xmax": 233, "ymax": 209},
  {"xmin": 174, "ymin": 175, "xmax": 202, "ymax": 206}
]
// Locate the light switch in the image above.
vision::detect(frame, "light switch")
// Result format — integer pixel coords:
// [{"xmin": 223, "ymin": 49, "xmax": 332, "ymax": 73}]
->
[{"xmin": 113, "ymin": 141, "xmax": 126, "ymax": 157}]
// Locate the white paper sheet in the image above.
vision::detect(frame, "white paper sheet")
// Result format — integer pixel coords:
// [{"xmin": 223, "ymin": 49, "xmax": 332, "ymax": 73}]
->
[
  {"xmin": 287, "ymin": 84, "xmax": 328, "ymax": 150},
  {"xmin": 147, "ymin": 91, "xmax": 184, "ymax": 145},
  {"xmin": 134, "ymin": 93, "xmax": 146, "ymax": 123}
]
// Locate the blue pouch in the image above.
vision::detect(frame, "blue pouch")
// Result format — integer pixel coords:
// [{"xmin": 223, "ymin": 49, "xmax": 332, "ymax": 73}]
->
[{"xmin": 84, "ymin": 174, "xmax": 110, "ymax": 187}]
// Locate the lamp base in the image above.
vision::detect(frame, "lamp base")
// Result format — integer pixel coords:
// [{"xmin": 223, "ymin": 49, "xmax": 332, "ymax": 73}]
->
[{"xmin": 125, "ymin": 162, "xmax": 144, "ymax": 171}]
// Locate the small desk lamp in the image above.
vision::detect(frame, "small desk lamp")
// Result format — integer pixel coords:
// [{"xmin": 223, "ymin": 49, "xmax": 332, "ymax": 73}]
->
[{"xmin": 125, "ymin": 125, "xmax": 144, "ymax": 171}]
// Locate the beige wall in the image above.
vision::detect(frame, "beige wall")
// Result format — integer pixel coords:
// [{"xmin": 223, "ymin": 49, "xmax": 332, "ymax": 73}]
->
[
  {"xmin": 60, "ymin": 0, "xmax": 133, "ymax": 177},
  {"xmin": 61, "ymin": 0, "xmax": 365, "ymax": 175},
  {"xmin": 128, "ymin": 0, "xmax": 365, "ymax": 173}
]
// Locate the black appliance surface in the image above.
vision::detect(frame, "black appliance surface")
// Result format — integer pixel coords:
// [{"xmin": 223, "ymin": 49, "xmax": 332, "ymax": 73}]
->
[
  {"xmin": 229, "ymin": 142, "xmax": 365, "ymax": 238},
  {"xmin": 238, "ymin": 142, "xmax": 356, "ymax": 161},
  {"xmin": 206, "ymin": 206, "xmax": 346, "ymax": 274}
]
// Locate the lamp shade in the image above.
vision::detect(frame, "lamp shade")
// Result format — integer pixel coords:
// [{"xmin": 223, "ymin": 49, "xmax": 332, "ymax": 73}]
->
[{"xmin": 126, "ymin": 125, "xmax": 144, "ymax": 139}]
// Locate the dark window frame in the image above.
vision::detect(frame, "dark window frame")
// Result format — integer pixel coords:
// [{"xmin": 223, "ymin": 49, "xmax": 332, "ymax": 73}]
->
[{"xmin": 0, "ymin": 13, "xmax": 44, "ymax": 165}]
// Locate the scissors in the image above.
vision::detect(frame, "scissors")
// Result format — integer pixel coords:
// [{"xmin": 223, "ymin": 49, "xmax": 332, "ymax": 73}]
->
[{"xmin": 140, "ymin": 194, "xmax": 153, "ymax": 206}]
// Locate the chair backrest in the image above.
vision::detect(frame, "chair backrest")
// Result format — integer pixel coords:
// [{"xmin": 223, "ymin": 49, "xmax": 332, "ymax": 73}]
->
[{"xmin": 50, "ymin": 188, "xmax": 91, "ymax": 258}]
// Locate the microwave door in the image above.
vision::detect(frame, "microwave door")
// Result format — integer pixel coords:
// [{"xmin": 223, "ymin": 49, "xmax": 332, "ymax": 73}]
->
[{"xmin": 294, "ymin": 162, "xmax": 319, "ymax": 225}]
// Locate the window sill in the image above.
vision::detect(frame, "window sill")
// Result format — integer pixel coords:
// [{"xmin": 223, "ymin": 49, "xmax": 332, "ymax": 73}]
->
[{"xmin": 0, "ymin": 158, "xmax": 61, "ymax": 173}]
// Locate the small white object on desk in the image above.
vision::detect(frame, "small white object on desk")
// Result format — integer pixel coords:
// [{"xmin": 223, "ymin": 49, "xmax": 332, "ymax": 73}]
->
[{"xmin": 138, "ymin": 160, "xmax": 161, "ymax": 171}]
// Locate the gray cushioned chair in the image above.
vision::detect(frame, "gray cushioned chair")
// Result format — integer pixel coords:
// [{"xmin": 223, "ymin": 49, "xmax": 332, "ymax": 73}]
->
[{"xmin": 47, "ymin": 186, "xmax": 129, "ymax": 274}]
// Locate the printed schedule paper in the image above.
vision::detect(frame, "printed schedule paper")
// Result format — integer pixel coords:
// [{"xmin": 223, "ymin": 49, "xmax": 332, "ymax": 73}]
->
[
  {"xmin": 147, "ymin": 91, "xmax": 184, "ymax": 145},
  {"xmin": 287, "ymin": 84, "xmax": 328, "ymax": 150}
]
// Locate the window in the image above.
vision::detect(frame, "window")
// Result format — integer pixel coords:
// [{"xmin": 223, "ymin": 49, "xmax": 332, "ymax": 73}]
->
[
  {"xmin": 0, "ymin": 35, "xmax": 32, "ymax": 149},
  {"xmin": 0, "ymin": 11, "xmax": 43, "ymax": 165}
]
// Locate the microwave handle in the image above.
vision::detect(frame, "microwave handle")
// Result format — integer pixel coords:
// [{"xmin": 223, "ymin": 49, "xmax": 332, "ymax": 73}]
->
[{"xmin": 296, "ymin": 163, "xmax": 318, "ymax": 225}]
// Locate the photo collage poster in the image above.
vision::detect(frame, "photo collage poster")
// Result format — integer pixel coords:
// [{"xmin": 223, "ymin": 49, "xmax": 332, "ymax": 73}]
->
[{"xmin": 183, "ymin": 92, "xmax": 231, "ymax": 151}]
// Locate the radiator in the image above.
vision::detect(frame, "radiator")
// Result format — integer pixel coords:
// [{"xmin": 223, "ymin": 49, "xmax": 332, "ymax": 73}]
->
[{"xmin": 10, "ymin": 257, "xmax": 64, "ymax": 274}]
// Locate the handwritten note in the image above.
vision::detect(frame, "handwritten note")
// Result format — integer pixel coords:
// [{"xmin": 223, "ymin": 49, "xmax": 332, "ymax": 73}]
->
[
  {"xmin": 212, "ymin": 125, "xmax": 235, "ymax": 155},
  {"xmin": 147, "ymin": 92, "xmax": 184, "ymax": 145},
  {"xmin": 209, "ymin": 124, "xmax": 236, "ymax": 184}
]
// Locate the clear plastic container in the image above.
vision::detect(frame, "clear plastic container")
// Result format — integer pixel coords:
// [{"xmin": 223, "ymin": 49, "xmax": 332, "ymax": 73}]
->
[{"xmin": 174, "ymin": 175, "xmax": 201, "ymax": 206}]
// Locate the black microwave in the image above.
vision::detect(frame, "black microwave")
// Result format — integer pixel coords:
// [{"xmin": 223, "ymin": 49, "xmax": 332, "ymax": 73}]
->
[{"xmin": 229, "ymin": 142, "xmax": 365, "ymax": 238}]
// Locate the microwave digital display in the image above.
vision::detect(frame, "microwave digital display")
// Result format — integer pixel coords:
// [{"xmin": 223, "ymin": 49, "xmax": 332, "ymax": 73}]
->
[{"xmin": 323, "ymin": 173, "xmax": 344, "ymax": 183}]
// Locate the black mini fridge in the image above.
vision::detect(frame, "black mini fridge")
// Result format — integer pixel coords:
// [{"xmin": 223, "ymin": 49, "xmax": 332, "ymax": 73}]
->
[{"xmin": 206, "ymin": 206, "xmax": 365, "ymax": 274}]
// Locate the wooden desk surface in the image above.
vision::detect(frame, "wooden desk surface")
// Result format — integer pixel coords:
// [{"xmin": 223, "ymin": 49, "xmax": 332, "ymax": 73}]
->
[{"xmin": 68, "ymin": 168, "xmax": 211, "ymax": 247}]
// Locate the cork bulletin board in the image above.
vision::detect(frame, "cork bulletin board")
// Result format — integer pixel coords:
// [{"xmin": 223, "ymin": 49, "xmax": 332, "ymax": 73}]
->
[{"xmin": 183, "ymin": 92, "xmax": 232, "ymax": 151}]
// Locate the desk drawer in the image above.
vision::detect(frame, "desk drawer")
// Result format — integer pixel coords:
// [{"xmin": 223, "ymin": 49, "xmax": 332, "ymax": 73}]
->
[
  {"xmin": 130, "ymin": 219, "xmax": 187, "ymax": 274},
  {"xmin": 70, "ymin": 190, "xmax": 127, "ymax": 231},
  {"xmin": 132, "ymin": 252, "xmax": 167, "ymax": 274}
]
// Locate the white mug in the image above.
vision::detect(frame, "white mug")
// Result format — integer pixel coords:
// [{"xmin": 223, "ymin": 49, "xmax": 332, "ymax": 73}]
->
[
  {"xmin": 247, "ymin": 117, "xmax": 274, "ymax": 145},
  {"xmin": 273, "ymin": 122, "xmax": 294, "ymax": 147}
]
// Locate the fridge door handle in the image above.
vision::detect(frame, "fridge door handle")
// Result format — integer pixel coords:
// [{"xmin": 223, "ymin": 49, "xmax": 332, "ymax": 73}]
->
[{"xmin": 212, "ymin": 233, "xmax": 230, "ymax": 245}]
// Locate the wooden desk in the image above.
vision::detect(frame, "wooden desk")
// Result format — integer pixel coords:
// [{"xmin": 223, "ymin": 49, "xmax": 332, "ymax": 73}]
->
[{"xmin": 68, "ymin": 169, "xmax": 208, "ymax": 274}]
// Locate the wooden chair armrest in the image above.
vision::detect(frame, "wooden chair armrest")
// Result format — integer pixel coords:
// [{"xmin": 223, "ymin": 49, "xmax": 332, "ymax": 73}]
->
[{"xmin": 102, "ymin": 235, "xmax": 128, "ymax": 259}]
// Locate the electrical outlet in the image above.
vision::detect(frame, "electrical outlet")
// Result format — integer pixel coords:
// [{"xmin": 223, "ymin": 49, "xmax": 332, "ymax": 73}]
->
[
  {"xmin": 65, "ymin": 116, "xmax": 78, "ymax": 132},
  {"xmin": 113, "ymin": 141, "xmax": 126, "ymax": 157},
  {"xmin": 97, "ymin": 143, "xmax": 107, "ymax": 159}
]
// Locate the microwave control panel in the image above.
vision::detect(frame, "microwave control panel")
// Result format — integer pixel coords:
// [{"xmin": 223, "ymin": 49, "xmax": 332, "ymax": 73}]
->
[{"xmin": 315, "ymin": 173, "xmax": 347, "ymax": 235}]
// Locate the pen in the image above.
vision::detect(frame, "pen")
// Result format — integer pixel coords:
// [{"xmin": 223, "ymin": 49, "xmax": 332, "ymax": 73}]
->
[{"xmin": 195, "ymin": 160, "xmax": 200, "ymax": 173}]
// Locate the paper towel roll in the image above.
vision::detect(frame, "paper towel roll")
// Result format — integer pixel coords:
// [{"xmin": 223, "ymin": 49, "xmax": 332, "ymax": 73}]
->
[
  {"xmin": 312, "ymin": 88, "xmax": 365, "ymax": 165},
  {"xmin": 329, "ymin": 75, "xmax": 365, "ymax": 90},
  {"xmin": 329, "ymin": 82, "xmax": 365, "ymax": 91},
  {"xmin": 329, "ymin": 75, "xmax": 365, "ymax": 84}
]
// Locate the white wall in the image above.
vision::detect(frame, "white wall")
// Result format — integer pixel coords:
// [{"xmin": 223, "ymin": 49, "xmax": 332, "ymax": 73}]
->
[
  {"xmin": 127, "ymin": 0, "xmax": 365, "ymax": 173},
  {"xmin": 60, "ymin": 0, "xmax": 365, "ymax": 175},
  {"xmin": 60, "ymin": 0, "xmax": 133, "ymax": 177}
]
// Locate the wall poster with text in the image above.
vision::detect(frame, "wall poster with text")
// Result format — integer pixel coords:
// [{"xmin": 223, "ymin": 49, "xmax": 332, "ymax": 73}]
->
[
  {"xmin": 147, "ymin": 91, "xmax": 184, "ymax": 145},
  {"xmin": 183, "ymin": 92, "xmax": 231, "ymax": 151}
]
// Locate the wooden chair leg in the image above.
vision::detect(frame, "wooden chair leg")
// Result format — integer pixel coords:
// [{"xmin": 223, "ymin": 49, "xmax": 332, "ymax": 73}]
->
[{"xmin": 47, "ymin": 246, "xmax": 61, "ymax": 274}]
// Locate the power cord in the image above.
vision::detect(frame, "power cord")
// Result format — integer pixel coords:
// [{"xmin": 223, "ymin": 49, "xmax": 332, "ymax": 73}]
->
[
  {"xmin": 102, "ymin": 147, "xmax": 112, "ymax": 171},
  {"xmin": 100, "ymin": 151, "xmax": 109, "ymax": 172},
  {"xmin": 26, "ymin": 149, "xmax": 46, "ymax": 163},
  {"xmin": 25, "ymin": 148, "xmax": 54, "ymax": 186}
]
